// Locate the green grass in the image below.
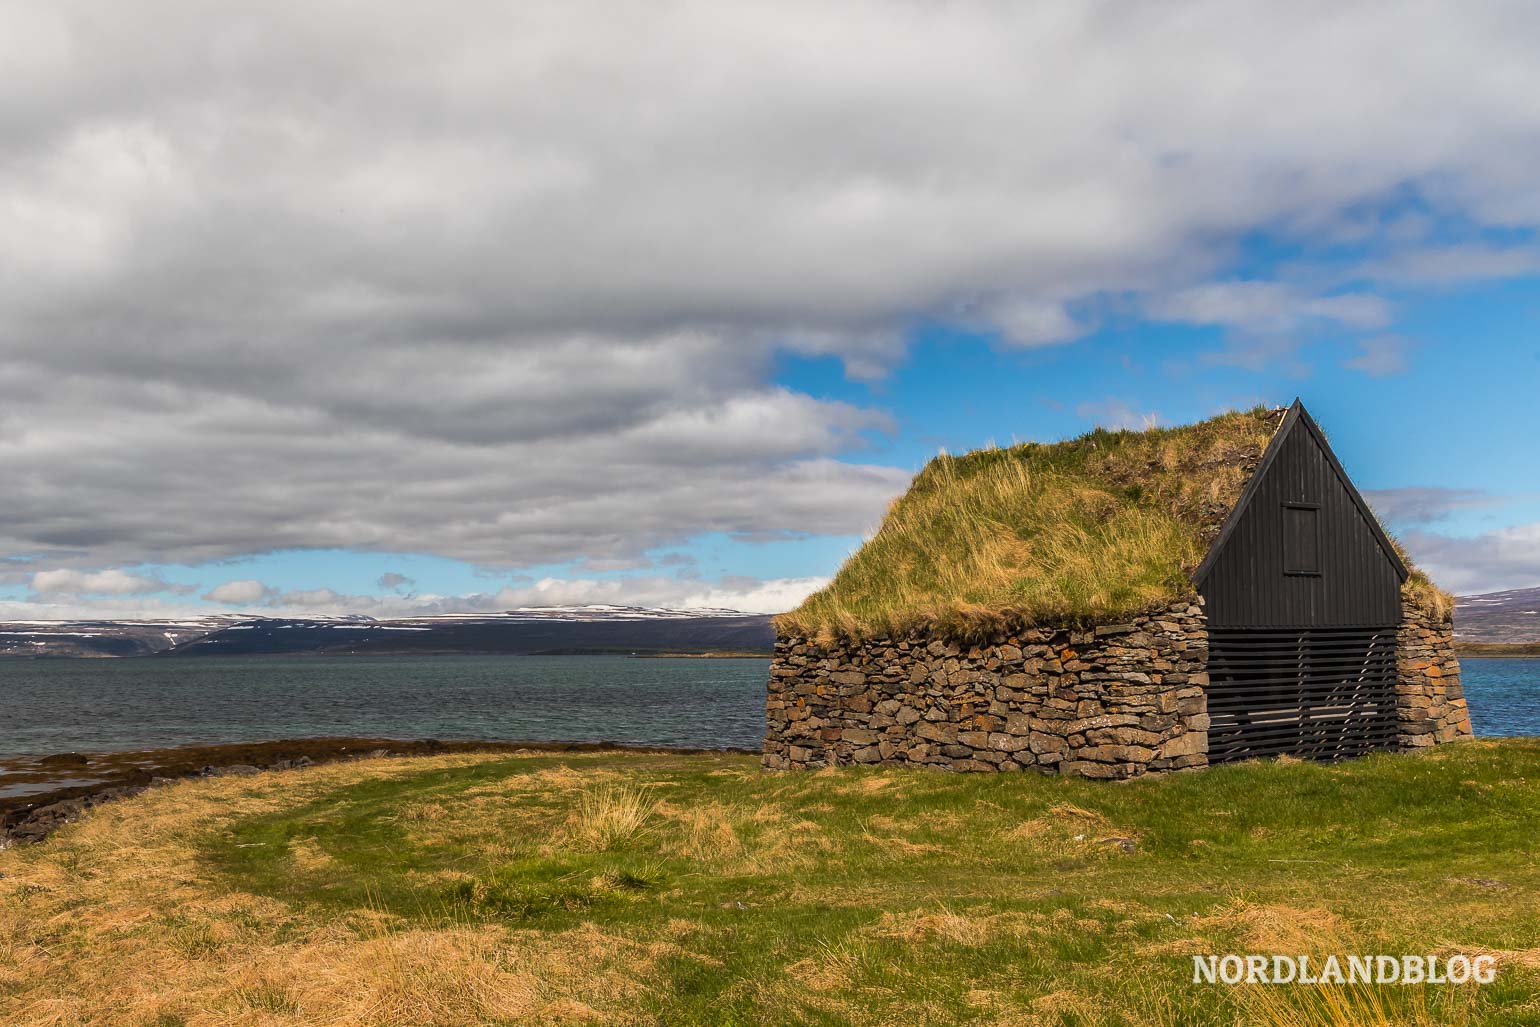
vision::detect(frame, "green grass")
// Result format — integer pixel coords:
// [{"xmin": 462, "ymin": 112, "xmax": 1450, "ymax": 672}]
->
[{"xmin": 193, "ymin": 741, "xmax": 1540, "ymax": 1025}]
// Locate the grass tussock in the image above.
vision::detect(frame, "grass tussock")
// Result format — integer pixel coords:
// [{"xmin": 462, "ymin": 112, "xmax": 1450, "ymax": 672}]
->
[
  {"xmin": 1402, "ymin": 568, "xmax": 1456, "ymax": 622},
  {"xmin": 569, "ymin": 784, "xmax": 657, "ymax": 851},
  {"xmin": 4, "ymin": 743, "xmax": 1540, "ymax": 1025},
  {"xmin": 1232, "ymin": 978, "xmax": 1480, "ymax": 1027},
  {"xmin": 779, "ymin": 407, "xmax": 1285, "ymax": 641}
]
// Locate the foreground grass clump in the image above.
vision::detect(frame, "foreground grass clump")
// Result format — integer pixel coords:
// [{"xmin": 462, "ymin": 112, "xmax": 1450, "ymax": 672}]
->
[
  {"xmin": 5, "ymin": 741, "xmax": 1540, "ymax": 1025},
  {"xmin": 779, "ymin": 407, "xmax": 1452, "ymax": 641}
]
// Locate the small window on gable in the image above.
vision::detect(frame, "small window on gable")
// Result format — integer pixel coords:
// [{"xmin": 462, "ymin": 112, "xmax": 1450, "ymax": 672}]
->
[{"xmin": 1282, "ymin": 503, "xmax": 1320, "ymax": 576}]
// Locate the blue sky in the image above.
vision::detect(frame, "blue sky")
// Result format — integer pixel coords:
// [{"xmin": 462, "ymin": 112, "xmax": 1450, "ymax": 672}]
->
[{"xmin": 3, "ymin": 3, "xmax": 1540, "ymax": 617}]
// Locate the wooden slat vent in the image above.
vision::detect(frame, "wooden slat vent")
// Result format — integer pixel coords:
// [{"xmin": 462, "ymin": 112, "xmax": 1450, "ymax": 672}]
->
[{"xmin": 1207, "ymin": 626, "xmax": 1399, "ymax": 763}]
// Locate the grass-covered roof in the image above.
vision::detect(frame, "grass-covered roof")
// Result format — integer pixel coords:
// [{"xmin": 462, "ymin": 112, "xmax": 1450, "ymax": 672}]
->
[{"xmin": 779, "ymin": 406, "xmax": 1447, "ymax": 641}]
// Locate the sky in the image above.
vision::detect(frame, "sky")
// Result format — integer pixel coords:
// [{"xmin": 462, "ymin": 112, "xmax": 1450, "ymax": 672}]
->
[{"xmin": 2, "ymin": 1, "xmax": 1539, "ymax": 620}]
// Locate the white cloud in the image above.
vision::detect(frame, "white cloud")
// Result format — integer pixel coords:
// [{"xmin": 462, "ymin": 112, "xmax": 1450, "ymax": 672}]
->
[
  {"xmin": 487, "ymin": 575, "xmax": 826, "ymax": 615},
  {"xmin": 1343, "ymin": 335, "xmax": 1413, "ymax": 377},
  {"xmin": 30, "ymin": 567, "xmax": 169, "ymax": 595},
  {"xmin": 1145, "ymin": 282, "xmax": 1392, "ymax": 335},
  {"xmin": 1404, "ymin": 523, "xmax": 1540, "ymax": 595},
  {"xmin": 4, "ymin": 572, "xmax": 829, "ymax": 618},
  {"xmin": 204, "ymin": 579, "xmax": 274, "ymax": 604},
  {"xmin": 280, "ymin": 587, "xmax": 346, "ymax": 608},
  {"xmin": 678, "ymin": 576, "xmax": 830, "ymax": 615},
  {"xmin": 1355, "ymin": 244, "xmax": 1540, "ymax": 286},
  {"xmin": 980, "ymin": 298, "xmax": 1085, "ymax": 348}
]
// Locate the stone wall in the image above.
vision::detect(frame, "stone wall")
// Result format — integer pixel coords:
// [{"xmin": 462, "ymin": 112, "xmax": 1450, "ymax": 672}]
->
[
  {"xmin": 764, "ymin": 602, "xmax": 1210, "ymax": 779},
  {"xmin": 1396, "ymin": 598, "xmax": 1473, "ymax": 749}
]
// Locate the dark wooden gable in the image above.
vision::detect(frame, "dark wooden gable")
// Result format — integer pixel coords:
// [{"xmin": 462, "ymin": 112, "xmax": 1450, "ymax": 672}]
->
[{"xmin": 1194, "ymin": 401, "xmax": 1406, "ymax": 629}]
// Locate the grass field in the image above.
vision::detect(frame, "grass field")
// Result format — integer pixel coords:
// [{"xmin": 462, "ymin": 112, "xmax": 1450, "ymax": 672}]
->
[{"xmin": 4, "ymin": 741, "xmax": 1540, "ymax": 1025}]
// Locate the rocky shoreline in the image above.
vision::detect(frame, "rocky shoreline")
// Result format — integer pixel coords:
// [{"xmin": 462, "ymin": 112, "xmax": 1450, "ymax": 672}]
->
[{"xmin": 0, "ymin": 736, "xmax": 757, "ymax": 846}]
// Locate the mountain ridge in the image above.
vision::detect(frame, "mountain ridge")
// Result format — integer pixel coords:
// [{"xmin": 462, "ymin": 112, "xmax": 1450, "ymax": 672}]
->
[
  {"xmin": 0, "ymin": 607, "xmax": 775, "ymax": 659},
  {"xmin": 1454, "ymin": 586, "xmax": 1540, "ymax": 644},
  {"xmin": 4, "ymin": 587, "xmax": 1534, "ymax": 658}
]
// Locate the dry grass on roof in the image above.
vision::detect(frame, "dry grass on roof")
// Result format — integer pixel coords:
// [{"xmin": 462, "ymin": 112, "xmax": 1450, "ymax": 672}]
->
[
  {"xmin": 778, "ymin": 407, "xmax": 1288, "ymax": 642},
  {"xmin": 782, "ymin": 405, "xmax": 1455, "ymax": 641}
]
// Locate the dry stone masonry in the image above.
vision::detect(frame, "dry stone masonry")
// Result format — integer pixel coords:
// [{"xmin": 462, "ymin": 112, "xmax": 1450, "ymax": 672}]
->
[
  {"xmin": 1395, "ymin": 597, "xmax": 1474, "ymax": 749},
  {"xmin": 765, "ymin": 602, "xmax": 1211, "ymax": 778},
  {"xmin": 766, "ymin": 597, "xmax": 1470, "ymax": 778}
]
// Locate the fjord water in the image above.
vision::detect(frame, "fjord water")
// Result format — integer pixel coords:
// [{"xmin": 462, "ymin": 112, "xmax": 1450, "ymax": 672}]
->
[
  {"xmin": 1461, "ymin": 658, "xmax": 1540, "ymax": 738},
  {"xmin": 1, "ymin": 655, "xmax": 1536, "ymax": 760},
  {"xmin": 0, "ymin": 655, "xmax": 769, "ymax": 759}
]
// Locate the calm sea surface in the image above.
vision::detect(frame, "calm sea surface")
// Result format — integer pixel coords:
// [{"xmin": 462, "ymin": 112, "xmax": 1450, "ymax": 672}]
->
[
  {"xmin": 1, "ymin": 655, "xmax": 1536, "ymax": 760},
  {"xmin": 1461, "ymin": 658, "xmax": 1540, "ymax": 738},
  {"xmin": 0, "ymin": 655, "xmax": 770, "ymax": 759}
]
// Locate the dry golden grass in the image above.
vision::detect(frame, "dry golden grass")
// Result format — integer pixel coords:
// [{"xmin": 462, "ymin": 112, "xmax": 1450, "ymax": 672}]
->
[
  {"xmin": 779, "ymin": 407, "xmax": 1284, "ymax": 641},
  {"xmin": 0, "ymin": 755, "xmax": 656, "ymax": 1027},
  {"xmin": 567, "ymin": 784, "xmax": 658, "ymax": 851},
  {"xmin": 1230, "ymin": 978, "xmax": 1480, "ymax": 1027},
  {"xmin": 1402, "ymin": 569, "xmax": 1456, "ymax": 622}
]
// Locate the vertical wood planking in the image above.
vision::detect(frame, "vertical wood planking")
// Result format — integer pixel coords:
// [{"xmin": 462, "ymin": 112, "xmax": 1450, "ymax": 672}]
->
[{"xmin": 1202, "ymin": 418, "xmax": 1400, "ymax": 629}]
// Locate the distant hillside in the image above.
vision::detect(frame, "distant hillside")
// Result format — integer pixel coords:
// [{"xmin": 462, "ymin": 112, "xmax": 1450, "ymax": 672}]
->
[
  {"xmin": 0, "ymin": 607, "xmax": 774, "ymax": 659},
  {"xmin": 1456, "ymin": 587, "xmax": 1540, "ymax": 643},
  {"xmin": 0, "ymin": 619, "xmax": 238, "ymax": 658}
]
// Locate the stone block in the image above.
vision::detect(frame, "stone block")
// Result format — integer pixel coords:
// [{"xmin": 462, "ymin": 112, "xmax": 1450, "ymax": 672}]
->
[{"xmin": 1161, "ymin": 731, "xmax": 1207, "ymax": 758}]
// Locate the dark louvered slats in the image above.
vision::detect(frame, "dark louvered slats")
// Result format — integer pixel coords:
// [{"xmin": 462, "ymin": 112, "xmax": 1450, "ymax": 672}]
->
[{"xmin": 1207, "ymin": 627, "xmax": 1399, "ymax": 763}]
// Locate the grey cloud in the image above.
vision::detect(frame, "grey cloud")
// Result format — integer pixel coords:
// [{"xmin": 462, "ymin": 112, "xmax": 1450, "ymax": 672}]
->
[
  {"xmin": 377, "ymin": 572, "xmax": 414, "ymax": 592},
  {"xmin": 31, "ymin": 567, "xmax": 175, "ymax": 596},
  {"xmin": 4, "ymin": 2, "xmax": 1540, "ymax": 571},
  {"xmin": 1403, "ymin": 523, "xmax": 1540, "ymax": 596},
  {"xmin": 205, "ymin": 579, "xmax": 277, "ymax": 604},
  {"xmin": 1354, "ymin": 244, "xmax": 1540, "ymax": 287},
  {"xmin": 1363, "ymin": 487, "xmax": 1500, "ymax": 526}
]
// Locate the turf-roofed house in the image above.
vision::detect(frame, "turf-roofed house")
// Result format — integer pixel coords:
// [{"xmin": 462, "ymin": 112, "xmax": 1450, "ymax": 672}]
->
[{"xmin": 766, "ymin": 401, "xmax": 1472, "ymax": 779}]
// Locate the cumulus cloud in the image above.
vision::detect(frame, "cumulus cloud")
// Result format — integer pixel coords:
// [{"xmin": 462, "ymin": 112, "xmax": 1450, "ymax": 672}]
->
[
  {"xmin": 280, "ymin": 588, "xmax": 346, "ymax": 608},
  {"xmin": 204, "ymin": 579, "xmax": 276, "ymax": 604},
  {"xmin": 980, "ymin": 298, "xmax": 1086, "ymax": 348},
  {"xmin": 377, "ymin": 572, "xmax": 414, "ymax": 592},
  {"xmin": 488, "ymin": 575, "xmax": 827, "ymax": 615},
  {"xmin": 30, "ymin": 567, "xmax": 171, "ymax": 595},
  {"xmin": 18, "ymin": 572, "xmax": 828, "ymax": 619},
  {"xmin": 3, "ymin": 2, "xmax": 1540, "ymax": 579},
  {"xmin": 1403, "ymin": 523, "xmax": 1540, "ymax": 596}
]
